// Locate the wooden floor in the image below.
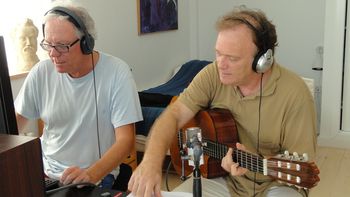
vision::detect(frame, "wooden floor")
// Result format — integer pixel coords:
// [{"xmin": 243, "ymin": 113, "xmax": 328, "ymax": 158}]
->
[
  {"xmin": 309, "ymin": 146, "xmax": 350, "ymax": 197},
  {"xmin": 160, "ymin": 146, "xmax": 350, "ymax": 196}
]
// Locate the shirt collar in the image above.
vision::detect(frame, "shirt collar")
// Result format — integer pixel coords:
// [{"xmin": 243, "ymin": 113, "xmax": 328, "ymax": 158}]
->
[{"xmin": 233, "ymin": 62, "xmax": 280, "ymax": 99}]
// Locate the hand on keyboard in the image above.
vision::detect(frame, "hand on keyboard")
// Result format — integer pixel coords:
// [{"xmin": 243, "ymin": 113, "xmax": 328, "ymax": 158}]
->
[{"xmin": 45, "ymin": 177, "xmax": 60, "ymax": 191}]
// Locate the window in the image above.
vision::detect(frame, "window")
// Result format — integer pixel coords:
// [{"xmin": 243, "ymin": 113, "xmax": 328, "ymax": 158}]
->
[{"xmin": 0, "ymin": 0, "xmax": 50, "ymax": 75}]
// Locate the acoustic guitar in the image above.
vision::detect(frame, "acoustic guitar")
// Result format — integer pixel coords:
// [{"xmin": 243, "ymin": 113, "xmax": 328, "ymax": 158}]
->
[{"xmin": 169, "ymin": 108, "xmax": 320, "ymax": 189}]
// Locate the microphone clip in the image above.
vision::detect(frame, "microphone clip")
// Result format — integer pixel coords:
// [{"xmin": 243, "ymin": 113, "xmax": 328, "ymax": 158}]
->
[{"xmin": 184, "ymin": 127, "xmax": 204, "ymax": 167}]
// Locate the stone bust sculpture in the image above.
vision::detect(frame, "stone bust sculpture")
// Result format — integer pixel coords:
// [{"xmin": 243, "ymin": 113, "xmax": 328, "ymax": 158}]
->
[{"xmin": 11, "ymin": 18, "xmax": 40, "ymax": 72}]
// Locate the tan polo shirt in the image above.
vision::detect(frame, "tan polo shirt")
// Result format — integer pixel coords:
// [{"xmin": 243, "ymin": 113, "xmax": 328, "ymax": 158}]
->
[{"xmin": 178, "ymin": 61, "xmax": 317, "ymax": 196}]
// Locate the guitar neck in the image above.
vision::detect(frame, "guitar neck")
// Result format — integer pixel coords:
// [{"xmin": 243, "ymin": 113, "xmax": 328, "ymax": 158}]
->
[{"xmin": 203, "ymin": 139, "xmax": 266, "ymax": 175}]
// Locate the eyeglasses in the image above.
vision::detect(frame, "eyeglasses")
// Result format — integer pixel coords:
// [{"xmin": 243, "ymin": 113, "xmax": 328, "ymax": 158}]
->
[{"xmin": 40, "ymin": 38, "xmax": 80, "ymax": 53}]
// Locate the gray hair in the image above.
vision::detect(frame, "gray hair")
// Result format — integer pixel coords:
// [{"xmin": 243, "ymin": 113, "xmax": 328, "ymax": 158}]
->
[{"xmin": 43, "ymin": 0, "xmax": 97, "ymax": 39}]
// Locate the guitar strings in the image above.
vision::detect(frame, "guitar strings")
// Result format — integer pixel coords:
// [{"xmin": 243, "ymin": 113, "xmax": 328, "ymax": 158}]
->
[
  {"xmin": 201, "ymin": 139, "xmax": 314, "ymax": 189},
  {"xmin": 202, "ymin": 139, "xmax": 307, "ymax": 170},
  {"xmin": 203, "ymin": 140, "xmax": 265, "ymax": 173}
]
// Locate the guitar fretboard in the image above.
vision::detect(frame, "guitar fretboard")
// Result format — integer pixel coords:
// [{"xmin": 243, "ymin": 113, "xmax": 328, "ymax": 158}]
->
[{"xmin": 203, "ymin": 139, "xmax": 266, "ymax": 174}]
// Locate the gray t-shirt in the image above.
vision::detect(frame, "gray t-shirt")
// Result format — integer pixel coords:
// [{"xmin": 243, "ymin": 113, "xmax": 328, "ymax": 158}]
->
[{"xmin": 15, "ymin": 52, "xmax": 143, "ymax": 179}]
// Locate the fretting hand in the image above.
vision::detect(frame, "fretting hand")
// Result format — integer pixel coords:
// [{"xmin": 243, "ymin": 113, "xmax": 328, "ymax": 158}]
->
[{"xmin": 221, "ymin": 143, "xmax": 248, "ymax": 176}]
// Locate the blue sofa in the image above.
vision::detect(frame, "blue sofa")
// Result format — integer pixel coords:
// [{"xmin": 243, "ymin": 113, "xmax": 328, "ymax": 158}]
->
[{"xmin": 136, "ymin": 60, "xmax": 211, "ymax": 136}]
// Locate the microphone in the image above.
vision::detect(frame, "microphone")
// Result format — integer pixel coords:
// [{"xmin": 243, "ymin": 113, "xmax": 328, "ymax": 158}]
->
[
  {"xmin": 191, "ymin": 135, "xmax": 202, "ymax": 197},
  {"xmin": 185, "ymin": 127, "xmax": 203, "ymax": 197},
  {"xmin": 191, "ymin": 135, "xmax": 203, "ymax": 165},
  {"xmin": 185, "ymin": 127, "xmax": 204, "ymax": 165}
]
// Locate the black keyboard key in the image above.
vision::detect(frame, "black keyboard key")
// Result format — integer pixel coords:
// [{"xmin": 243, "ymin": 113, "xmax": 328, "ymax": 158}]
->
[{"xmin": 45, "ymin": 177, "xmax": 59, "ymax": 191}]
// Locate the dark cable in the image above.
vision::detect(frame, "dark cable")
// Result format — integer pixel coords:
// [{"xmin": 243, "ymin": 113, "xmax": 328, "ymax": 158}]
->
[
  {"xmin": 165, "ymin": 159, "xmax": 172, "ymax": 191},
  {"xmin": 253, "ymin": 73, "xmax": 264, "ymax": 196},
  {"xmin": 91, "ymin": 53, "xmax": 101, "ymax": 158},
  {"xmin": 257, "ymin": 74, "xmax": 263, "ymax": 157},
  {"xmin": 45, "ymin": 182, "xmax": 96, "ymax": 195}
]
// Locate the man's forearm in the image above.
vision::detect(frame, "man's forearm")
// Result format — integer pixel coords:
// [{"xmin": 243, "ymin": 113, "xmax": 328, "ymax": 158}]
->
[
  {"xmin": 87, "ymin": 133, "xmax": 133, "ymax": 183},
  {"xmin": 142, "ymin": 107, "xmax": 179, "ymax": 167}
]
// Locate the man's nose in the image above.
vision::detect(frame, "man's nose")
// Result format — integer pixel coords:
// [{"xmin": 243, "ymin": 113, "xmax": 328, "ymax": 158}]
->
[
  {"xmin": 217, "ymin": 56, "xmax": 229, "ymax": 69},
  {"xmin": 49, "ymin": 48, "xmax": 61, "ymax": 57}
]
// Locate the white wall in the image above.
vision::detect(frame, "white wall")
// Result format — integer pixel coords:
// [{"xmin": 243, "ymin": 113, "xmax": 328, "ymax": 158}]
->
[
  {"xmin": 76, "ymin": 0, "xmax": 191, "ymax": 91},
  {"xmin": 75, "ymin": 0, "xmax": 326, "ymax": 92},
  {"xmin": 193, "ymin": 0, "xmax": 325, "ymax": 82},
  {"xmin": 7, "ymin": 0, "xmax": 326, "ymax": 93}
]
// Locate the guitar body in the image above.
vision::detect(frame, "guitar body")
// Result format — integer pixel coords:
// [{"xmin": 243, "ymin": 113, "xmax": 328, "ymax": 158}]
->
[{"xmin": 170, "ymin": 108, "xmax": 238, "ymax": 178}]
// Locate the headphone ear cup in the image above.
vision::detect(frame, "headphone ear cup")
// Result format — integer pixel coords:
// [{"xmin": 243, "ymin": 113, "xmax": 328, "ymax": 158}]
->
[
  {"xmin": 80, "ymin": 34, "xmax": 95, "ymax": 54},
  {"xmin": 252, "ymin": 49, "xmax": 273, "ymax": 73}
]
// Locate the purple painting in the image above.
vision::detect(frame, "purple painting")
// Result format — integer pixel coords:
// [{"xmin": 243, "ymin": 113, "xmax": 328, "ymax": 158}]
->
[{"xmin": 138, "ymin": 0, "xmax": 178, "ymax": 34}]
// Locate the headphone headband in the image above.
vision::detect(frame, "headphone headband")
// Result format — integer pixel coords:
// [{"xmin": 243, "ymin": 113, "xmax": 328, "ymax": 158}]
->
[
  {"xmin": 232, "ymin": 17, "xmax": 267, "ymax": 53},
  {"xmin": 43, "ymin": 6, "xmax": 94, "ymax": 54},
  {"xmin": 45, "ymin": 7, "xmax": 87, "ymax": 35}
]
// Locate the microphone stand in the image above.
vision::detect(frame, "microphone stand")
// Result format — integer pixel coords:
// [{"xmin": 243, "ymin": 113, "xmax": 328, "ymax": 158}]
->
[
  {"xmin": 192, "ymin": 145, "xmax": 202, "ymax": 197},
  {"xmin": 193, "ymin": 160, "xmax": 202, "ymax": 197}
]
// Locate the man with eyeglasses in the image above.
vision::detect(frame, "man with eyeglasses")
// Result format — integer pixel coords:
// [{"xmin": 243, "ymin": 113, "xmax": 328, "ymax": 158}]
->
[{"xmin": 14, "ymin": 0, "xmax": 142, "ymax": 191}]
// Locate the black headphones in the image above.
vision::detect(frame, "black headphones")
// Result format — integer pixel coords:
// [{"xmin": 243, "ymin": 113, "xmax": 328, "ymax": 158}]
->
[
  {"xmin": 43, "ymin": 6, "xmax": 95, "ymax": 54},
  {"xmin": 234, "ymin": 17, "xmax": 273, "ymax": 73}
]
